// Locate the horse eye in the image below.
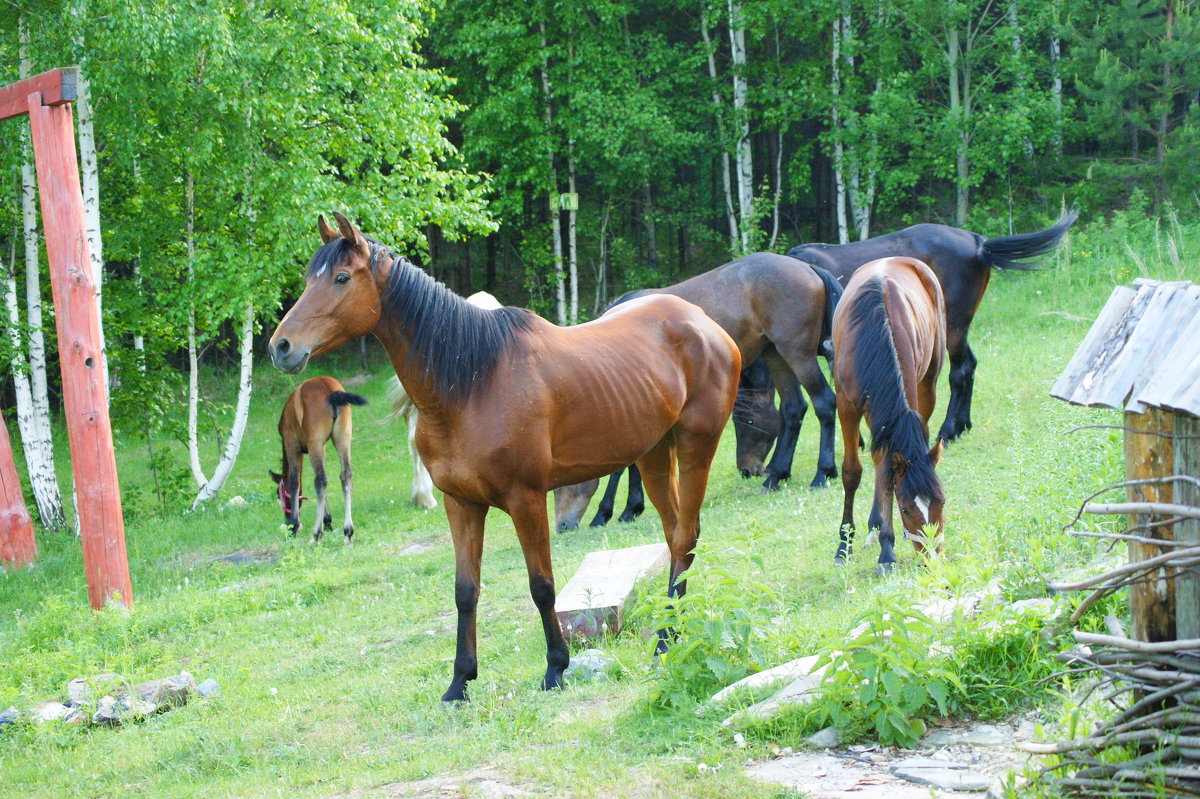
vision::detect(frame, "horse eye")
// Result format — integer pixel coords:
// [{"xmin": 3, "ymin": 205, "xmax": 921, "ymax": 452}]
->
[{"xmin": 334, "ymin": 273, "xmax": 350, "ymax": 285}]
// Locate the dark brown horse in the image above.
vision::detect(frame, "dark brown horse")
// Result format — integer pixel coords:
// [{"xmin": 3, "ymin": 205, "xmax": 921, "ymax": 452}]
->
[
  {"xmin": 832, "ymin": 257, "xmax": 947, "ymax": 574},
  {"xmin": 269, "ymin": 376, "xmax": 366, "ymax": 543},
  {"xmin": 269, "ymin": 213, "xmax": 741, "ymax": 701},
  {"xmin": 788, "ymin": 212, "xmax": 1076, "ymax": 443}
]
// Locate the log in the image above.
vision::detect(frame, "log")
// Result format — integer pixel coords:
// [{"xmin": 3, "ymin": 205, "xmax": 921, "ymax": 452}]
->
[
  {"xmin": 554, "ymin": 542, "xmax": 669, "ymax": 641},
  {"xmin": 1125, "ymin": 408, "xmax": 1176, "ymax": 642},
  {"xmin": 1178, "ymin": 414, "xmax": 1200, "ymax": 640}
]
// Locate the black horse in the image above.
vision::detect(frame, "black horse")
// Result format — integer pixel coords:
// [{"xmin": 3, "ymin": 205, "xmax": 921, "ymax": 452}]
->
[{"xmin": 787, "ymin": 212, "xmax": 1077, "ymax": 443}]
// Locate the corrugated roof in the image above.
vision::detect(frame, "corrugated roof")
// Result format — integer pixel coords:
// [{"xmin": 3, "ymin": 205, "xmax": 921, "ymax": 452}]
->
[{"xmin": 1050, "ymin": 279, "xmax": 1200, "ymax": 417}]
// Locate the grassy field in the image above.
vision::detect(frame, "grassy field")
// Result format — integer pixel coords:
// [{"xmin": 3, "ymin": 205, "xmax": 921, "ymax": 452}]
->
[{"xmin": 0, "ymin": 216, "xmax": 1184, "ymax": 798}]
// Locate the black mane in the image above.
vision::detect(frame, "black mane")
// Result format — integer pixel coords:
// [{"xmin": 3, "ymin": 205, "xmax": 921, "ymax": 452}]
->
[
  {"xmin": 845, "ymin": 278, "xmax": 944, "ymax": 505},
  {"xmin": 307, "ymin": 237, "xmax": 532, "ymax": 401}
]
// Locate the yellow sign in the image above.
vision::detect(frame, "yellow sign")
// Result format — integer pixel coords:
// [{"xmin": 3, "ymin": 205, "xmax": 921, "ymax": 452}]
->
[{"xmin": 558, "ymin": 193, "xmax": 579, "ymax": 211}]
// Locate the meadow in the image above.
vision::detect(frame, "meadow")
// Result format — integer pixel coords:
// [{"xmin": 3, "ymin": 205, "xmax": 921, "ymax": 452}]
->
[{"xmin": 0, "ymin": 212, "xmax": 1189, "ymax": 798}]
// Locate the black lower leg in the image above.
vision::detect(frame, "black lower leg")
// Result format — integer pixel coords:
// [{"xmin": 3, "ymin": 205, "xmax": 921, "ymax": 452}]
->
[
  {"xmin": 443, "ymin": 578, "xmax": 479, "ymax": 702},
  {"xmin": 619, "ymin": 464, "xmax": 644, "ymax": 522},
  {"xmin": 810, "ymin": 384, "xmax": 838, "ymax": 487},
  {"xmin": 589, "ymin": 469, "xmax": 623, "ymax": 527},
  {"xmin": 531, "ymin": 574, "xmax": 568, "ymax": 690}
]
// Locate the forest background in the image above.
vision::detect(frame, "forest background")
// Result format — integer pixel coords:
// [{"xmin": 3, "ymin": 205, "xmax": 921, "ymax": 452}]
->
[{"xmin": 0, "ymin": 0, "xmax": 1194, "ymax": 518}]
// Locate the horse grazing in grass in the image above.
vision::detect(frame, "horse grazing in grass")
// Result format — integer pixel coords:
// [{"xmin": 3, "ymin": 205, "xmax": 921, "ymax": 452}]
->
[
  {"xmin": 386, "ymin": 291, "xmax": 503, "ymax": 511},
  {"xmin": 832, "ymin": 257, "xmax": 947, "ymax": 574},
  {"xmin": 269, "ymin": 376, "xmax": 367, "ymax": 544},
  {"xmin": 788, "ymin": 211, "xmax": 1076, "ymax": 443},
  {"xmin": 269, "ymin": 213, "xmax": 741, "ymax": 702}
]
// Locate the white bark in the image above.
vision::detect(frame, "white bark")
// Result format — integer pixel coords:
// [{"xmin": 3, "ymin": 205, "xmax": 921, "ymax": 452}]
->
[
  {"xmin": 700, "ymin": 10, "xmax": 740, "ymax": 249},
  {"xmin": 75, "ymin": 69, "xmax": 109, "ymax": 398},
  {"xmin": 191, "ymin": 304, "xmax": 254, "ymax": 509},
  {"xmin": 1008, "ymin": 1, "xmax": 1033, "ymax": 158},
  {"xmin": 1050, "ymin": 31, "xmax": 1063, "ymax": 157},
  {"xmin": 18, "ymin": 18, "xmax": 65, "ymax": 529},
  {"xmin": 831, "ymin": 15, "xmax": 849, "ymax": 244},
  {"xmin": 540, "ymin": 23, "xmax": 565, "ymax": 326},
  {"xmin": 727, "ymin": 0, "xmax": 754, "ymax": 252},
  {"xmin": 185, "ymin": 172, "xmax": 206, "ymax": 488},
  {"xmin": 567, "ymin": 139, "xmax": 578, "ymax": 324}
]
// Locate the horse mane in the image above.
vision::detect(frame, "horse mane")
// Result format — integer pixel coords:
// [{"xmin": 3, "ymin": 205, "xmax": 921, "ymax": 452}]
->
[
  {"xmin": 307, "ymin": 237, "xmax": 533, "ymax": 402},
  {"xmin": 845, "ymin": 278, "xmax": 944, "ymax": 505}
]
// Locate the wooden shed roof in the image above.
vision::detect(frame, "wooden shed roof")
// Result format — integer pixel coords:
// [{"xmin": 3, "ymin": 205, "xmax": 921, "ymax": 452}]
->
[{"xmin": 1051, "ymin": 278, "xmax": 1200, "ymax": 417}]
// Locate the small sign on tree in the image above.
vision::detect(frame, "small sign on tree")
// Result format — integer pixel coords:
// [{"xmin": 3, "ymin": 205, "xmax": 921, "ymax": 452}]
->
[{"xmin": 557, "ymin": 192, "xmax": 578, "ymax": 211}]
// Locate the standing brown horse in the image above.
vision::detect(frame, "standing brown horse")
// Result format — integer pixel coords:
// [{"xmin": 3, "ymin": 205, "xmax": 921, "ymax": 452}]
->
[
  {"xmin": 269, "ymin": 376, "xmax": 366, "ymax": 543},
  {"xmin": 832, "ymin": 257, "xmax": 947, "ymax": 574},
  {"xmin": 269, "ymin": 213, "xmax": 740, "ymax": 702},
  {"xmin": 789, "ymin": 212, "xmax": 1076, "ymax": 443}
]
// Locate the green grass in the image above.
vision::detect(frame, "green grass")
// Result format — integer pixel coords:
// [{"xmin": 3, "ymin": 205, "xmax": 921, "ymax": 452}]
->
[{"xmin": 0, "ymin": 218, "xmax": 1180, "ymax": 798}]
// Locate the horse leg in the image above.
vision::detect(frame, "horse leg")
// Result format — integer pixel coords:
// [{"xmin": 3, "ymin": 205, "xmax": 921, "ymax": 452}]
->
[
  {"xmin": 634, "ymin": 436, "xmax": 680, "ymax": 655},
  {"xmin": 405, "ymin": 404, "xmax": 437, "ymax": 509},
  {"xmin": 760, "ymin": 351, "xmax": 807, "ymax": 492},
  {"xmin": 442, "ymin": 495, "xmax": 487, "ymax": 702},
  {"xmin": 284, "ymin": 441, "xmax": 303, "ymax": 536},
  {"xmin": 835, "ymin": 397, "xmax": 862, "ymax": 565},
  {"xmin": 307, "ymin": 445, "xmax": 330, "ymax": 543},
  {"xmin": 937, "ymin": 330, "xmax": 976, "ymax": 443},
  {"xmin": 337, "ymin": 438, "xmax": 354, "ymax": 544},
  {"xmin": 618, "ymin": 463, "xmax": 645, "ymax": 522},
  {"xmin": 870, "ymin": 455, "xmax": 898, "ymax": 575},
  {"xmin": 508, "ymin": 492, "xmax": 570, "ymax": 691},
  {"xmin": 588, "ymin": 469, "xmax": 623, "ymax": 527},
  {"xmin": 789, "ymin": 353, "xmax": 838, "ymax": 488}
]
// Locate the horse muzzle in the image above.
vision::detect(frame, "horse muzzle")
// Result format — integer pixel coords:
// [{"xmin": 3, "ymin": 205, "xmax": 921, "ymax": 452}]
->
[{"xmin": 270, "ymin": 337, "xmax": 310, "ymax": 374}]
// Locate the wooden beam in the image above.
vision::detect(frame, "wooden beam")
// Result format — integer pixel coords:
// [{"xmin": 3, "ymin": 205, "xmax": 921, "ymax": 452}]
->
[
  {"xmin": 1176, "ymin": 414, "xmax": 1200, "ymax": 640},
  {"xmin": 1125, "ymin": 408, "xmax": 1175, "ymax": 643},
  {"xmin": 0, "ymin": 416, "xmax": 36, "ymax": 568},
  {"xmin": 0, "ymin": 68, "xmax": 76, "ymax": 122},
  {"xmin": 555, "ymin": 543, "xmax": 669, "ymax": 641},
  {"xmin": 27, "ymin": 95, "xmax": 131, "ymax": 609}
]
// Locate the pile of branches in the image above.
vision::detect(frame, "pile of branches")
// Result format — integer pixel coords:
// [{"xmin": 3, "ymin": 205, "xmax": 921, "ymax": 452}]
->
[{"xmin": 1018, "ymin": 474, "xmax": 1200, "ymax": 798}]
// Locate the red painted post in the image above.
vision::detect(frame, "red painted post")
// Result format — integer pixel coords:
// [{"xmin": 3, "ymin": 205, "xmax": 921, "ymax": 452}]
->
[
  {"xmin": 0, "ymin": 417, "xmax": 36, "ymax": 568},
  {"xmin": 27, "ymin": 90, "xmax": 131, "ymax": 609}
]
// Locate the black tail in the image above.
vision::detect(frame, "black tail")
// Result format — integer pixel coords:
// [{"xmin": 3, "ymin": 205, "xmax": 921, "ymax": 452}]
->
[
  {"xmin": 810, "ymin": 264, "xmax": 843, "ymax": 364},
  {"xmin": 328, "ymin": 391, "xmax": 368, "ymax": 411},
  {"xmin": 979, "ymin": 210, "xmax": 1079, "ymax": 271}
]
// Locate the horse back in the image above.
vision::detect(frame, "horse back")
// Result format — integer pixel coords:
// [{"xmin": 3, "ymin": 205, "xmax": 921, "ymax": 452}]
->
[{"xmin": 788, "ymin": 225, "xmax": 982, "ymax": 288}]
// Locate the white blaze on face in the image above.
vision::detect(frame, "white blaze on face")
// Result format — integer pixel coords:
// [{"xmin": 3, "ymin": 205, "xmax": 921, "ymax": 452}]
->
[
  {"xmin": 914, "ymin": 495, "xmax": 931, "ymax": 525},
  {"xmin": 314, "ymin": 264, "xmax": 328, "ymax": 278}
]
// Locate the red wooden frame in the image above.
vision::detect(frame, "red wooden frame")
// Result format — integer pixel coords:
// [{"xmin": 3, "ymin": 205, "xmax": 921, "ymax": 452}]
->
[{"xmin": 0, "ymin": 67, "xmax": 131, "ymax": 608}]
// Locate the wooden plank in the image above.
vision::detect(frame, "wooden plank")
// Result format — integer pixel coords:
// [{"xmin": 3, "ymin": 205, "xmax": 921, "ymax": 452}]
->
[
  {"xmin": 1125, "ymin": 285, "xmax": 1200, "ymax": 413},
  {"xmin": 1125, "ymin": 408, "xmax": 1175, "ymax": 643},
  {"xmin": 0, "ymin": 68, "xmax": 76, "ymax": 122},
  {"xmin": 1129, "ymin": 287, "xmax": 1200, "ymax": 413},
  {"xmin": 28, "ymin": 99, "xmax": 131, "ymax": 609},
  {"xmin": 0, "ymin": 416, "xmax": 36, "ymax": 568},
  {"xmin": 555, "ymin": 542, "xmax": 670, "ymax": 641},
  {"xmin": 1175, "ymin": 414, "xmax": 1200, "ymax": 641},
  {"xmin": 1050, "ymin": 285, "xmax": 1137, "ymax": 404},
  {"xmin": 1085, "ymin": 283, "xmax": 1174, "ymax": 408}
]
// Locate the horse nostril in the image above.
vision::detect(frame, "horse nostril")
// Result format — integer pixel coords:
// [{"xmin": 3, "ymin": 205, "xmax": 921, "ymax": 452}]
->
[{"xmin": 276, "ymin": 338, "xmax": 291, "ymax": 356}]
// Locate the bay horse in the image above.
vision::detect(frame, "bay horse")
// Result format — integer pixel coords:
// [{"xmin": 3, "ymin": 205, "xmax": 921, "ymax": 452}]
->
[
  {"xmin": 269, "ymin": 376, "xmax": 366, "ymax": 544},
  {"xmin": 269, "ymin": 212, "xmax": 740, "ymax": 702},
  {"xmin": 788, "ymin": 211, "xmax": 1076, "ymax": 443},
  {"xmin": 386, "ymin": 291, "xmax": 503, "ymax": 511},
  {"xmin": 832, "ymin": 257, "xmax": 947, "ymax": 574}
]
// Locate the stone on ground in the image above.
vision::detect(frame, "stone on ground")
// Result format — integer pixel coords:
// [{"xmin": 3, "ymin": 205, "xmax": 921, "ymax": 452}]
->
[
  {"xmin": 890, "ymin": 757, "xmax": 992, "ymax": 792},
  {"xmin": 197, "ymin": 678, "xmax": 221, "ymax": 698},
  {"xmin": 134, "ymin": 671, "xmax": 196, "ymax": 711},
  {"xmin": 805, "ymin": 726, "xmax": 842, "ymax": 749},
  {"xmin": 564, "ymin": 649, "xmax": 614, "ymax": 681}
]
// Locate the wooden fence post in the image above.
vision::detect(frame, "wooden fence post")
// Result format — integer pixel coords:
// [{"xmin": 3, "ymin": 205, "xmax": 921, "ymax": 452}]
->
[
  {"xmin": 1176, "ymin": 414, "xmax": 1200, "ymax": 641},
  {"xmin": 0, "ymin": 416, "xmax": 36, "ymax": 567},
  {"xmin": 1125, "ymin": 408, "xmax": 1175, "ymax": 642},
  {"xmin": 26, "ymin": 90, "xmax": 130, "ymax": 609}
]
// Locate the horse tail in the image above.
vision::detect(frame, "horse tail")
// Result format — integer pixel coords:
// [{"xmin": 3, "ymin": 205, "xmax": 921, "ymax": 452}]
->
[
  {"xmin": 328, "ymin": 390, "xmax": 367, "ymax": 413},
  {"xmin": 811, "ymin": 264, "xmax": 843, "ymax": 364},
  {"xmin": 978, "ymin": 209, "xmax": 1079, "ymax": 271},
  {"xmin": 384, "ymin": 375, "xmax": 412, "ymax": 421}
]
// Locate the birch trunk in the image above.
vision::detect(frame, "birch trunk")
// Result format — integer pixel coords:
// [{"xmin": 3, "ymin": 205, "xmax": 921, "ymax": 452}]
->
[
  {"xmin": 831, "ymin": 15, "xmax": 849, "ymax": 244},
  {"xmin": 947, "ymin": 26, "xmax": 970, "ymax": 226},
  {"xmin": 75, "ymin": 68, "xmax": 109, "ymax": 398},
  {"xmin": 769, "ymin": 26, "xmax": 784, "ymax": 250},
  {"xmin": 727, "ymin": 0, "xmax": 754, "ymax": 253},
  {"xmin": 700, "ymin": 9, "xmax": 740, "ymax": 250},
  {"xmin": 1008, "ymin": 1, "xmax": 1033, "ymax": 158},
  {"xmin": 539, "ymin": 23, "xmax": 565, "ymax": 325},
  {"xmin": 17, "ymin": 18, "xmax": 65, "ymax": 529},
  {"xmin": 567, "ymin": 139, "xmax": 578, "ymax": 324},
  {"xmin": 185, "ymin": 172, "xmax": 207, "ymax": 488},
  {"xmin": 191, "ymin": 303, "xmax": 254, "ymax": 509},
  {"xmin": 1050, "ymin": 32, "xmax": 1063, "ymax": 157},
  {"xmin": 594, "ymin": 203, "xmax": 610, "ymax": 316}
]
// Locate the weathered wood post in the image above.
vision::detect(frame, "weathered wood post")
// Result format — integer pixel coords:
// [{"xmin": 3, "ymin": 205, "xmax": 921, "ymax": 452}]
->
[
  {"xmin": 1123, "ymin": 409, "xmax": 1176, "ymax": 642},
  {"xmin": 0, "ymin": 417, "xmax": 37, "ymax": 567},
  {"xmin": 1, "ymin": 67, "xmax": 131, "ymax": 608},
  {"xmin": 1175, "ymin": 414, "xmax": 1200, "ymax": 641}
]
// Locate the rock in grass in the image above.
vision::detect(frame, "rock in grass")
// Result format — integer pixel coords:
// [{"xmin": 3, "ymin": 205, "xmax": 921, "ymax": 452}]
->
[
  {"xmin": 0, "ymin": 707, "xmax": 18, "ymax": 726},
  {"xmin": 133, "ymin": 672, "xmax": 195, "ymax": 712},
  {"xmin": 66, "ymin": 673, "xmax": 123, "ymax": 706},
  {"xmin": 564, "ymin": 649, "xmax": 614, "ymax": 681},
  {"xmin": 92, "ymin": 696, "xmax": 121, "ymax": 726},
  {"xmin": 805, "ymin": 726, "xmax": 841, "ymax": 749},
  {"xmin": 196, "ymin": 678, "xmax": 220, "ymax": 698},
  {"xmin": 28, "ymin": 701, "xmax": 71, "ymax": 723},
  {"xmin": 891, "ymin": 762, "xmax": 991, "ymax": 792}
]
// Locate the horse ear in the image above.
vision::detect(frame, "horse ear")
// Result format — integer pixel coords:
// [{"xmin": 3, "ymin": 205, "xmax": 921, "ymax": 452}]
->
[
  {"xmin": 317, "ymin": 214, "xmax": 338, "ymax": 244},
  {"xmin": 890, "ymin": 451, "xmax": 907, "ymax": 479},
  {"xmin": 332, "ymin": 211, "xmax": 366, "ymax": 252},
  {"xmin": 928, "ymin": 439, "xmax": 944, "ymax": 468},
  {"xmin": 269, "ymin": 470, "xmax": 282, "ymax": 484}
]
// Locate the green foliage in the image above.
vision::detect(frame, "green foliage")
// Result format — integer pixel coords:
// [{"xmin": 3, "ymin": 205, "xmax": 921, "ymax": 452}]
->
[{"xmin": 635, "ymin": 532, "xmax": 779, "ymax": 710}]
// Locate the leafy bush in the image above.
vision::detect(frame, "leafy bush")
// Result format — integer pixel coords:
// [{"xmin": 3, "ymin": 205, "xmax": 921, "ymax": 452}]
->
[{"xmin": 634, "ymin": 532, "xmax": 779, "ymax": 710}]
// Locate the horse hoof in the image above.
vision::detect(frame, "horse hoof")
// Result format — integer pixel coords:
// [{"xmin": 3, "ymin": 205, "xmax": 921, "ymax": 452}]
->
[
  {"xmin": 541, "ymin": 673, "xmax": 565, "ymax": 691},
  {"xmin": 876, "ymin": 562, "xmax": 896, "ymax": 577},
  {"xmin": 441, "ymin": 685, "xmax": 469, "ymax": 703},
  {"xmin": 588, "ymin": 517, "xmax": 610, "ymax": 528},
  {"xmin": 833, "ymin": 555, "xmax": 846, "ymax": 567}
]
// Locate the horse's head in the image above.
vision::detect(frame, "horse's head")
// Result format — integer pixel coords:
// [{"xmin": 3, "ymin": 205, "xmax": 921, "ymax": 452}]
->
[
  {"xmin": 732, "ymin": 362, "xmax": 780, "ymax": 478},
  {"xmin": 270, "ymin": 212, "xmax": 385, "ymax": 374},
  {"xmin": 891, "ymin": 440, "xmax": 946, "ymax": 554},
  {"xmin": 553, "ymin": 478, "xmax": 600, "ymax": 532}
]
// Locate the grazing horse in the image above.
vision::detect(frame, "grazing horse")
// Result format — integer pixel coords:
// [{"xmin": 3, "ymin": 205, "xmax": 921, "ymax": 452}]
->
[
  {"xmin": 386, "ymin": 291, "xmax": 503, "ymax": 511},
  {"xmin": 788, "ymin": 211, "xmax": 1076, "ymax": 443},
  {"xmin": 269, "ymin": 376, "xmax": 366, "ymax": 544},
  {"xmin": 832, "ymin": 257, "xmax": 947, "ymax": 574},
  {"xmin": 269, "ymin": 212, "xmax": 740, "ymax": 702}
]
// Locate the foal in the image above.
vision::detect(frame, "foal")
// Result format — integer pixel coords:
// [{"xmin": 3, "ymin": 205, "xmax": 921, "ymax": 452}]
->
[
  {"xmin": 832, "ymin": 257, "xmax": 947, "ymax": 573},
  {"xmin": 270, "ymin": 376, "xmax": 366, "ymax": 543}
]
